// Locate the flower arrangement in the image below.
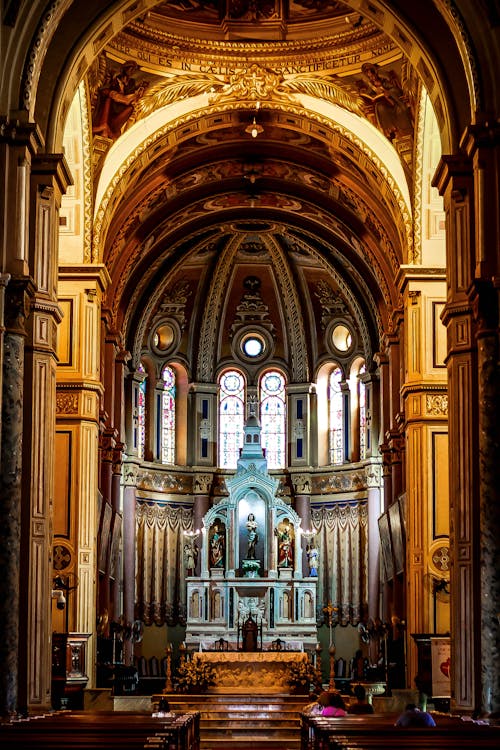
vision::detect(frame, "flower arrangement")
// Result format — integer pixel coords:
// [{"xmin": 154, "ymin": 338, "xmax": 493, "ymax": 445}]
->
[
  {"xmin": 242, "ymin": 559, "xmax": 260, "ymax": 577},
  {"xmin": 287, "ymin": 660, "xmax": 323, "ymax": 693},
  {"xmin": 175, "ymin": 658, "xmax": 216, "ymax": 693}
]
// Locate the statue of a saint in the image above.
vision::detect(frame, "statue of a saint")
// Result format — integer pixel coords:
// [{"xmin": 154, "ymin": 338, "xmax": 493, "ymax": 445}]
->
[
  {"xmin": 210, "ymin": 523, "xmax": 225, "ymax": 568},
  {"xmin": 246, "ymin": 513, "xmax": 258, "ymax": 559},
  {"xmin": 306, "ymin": 542, "xmax": 319, "ymax": 577},
  {"xmin": 275, "ymin": 521, "xmax": 293, "ymax": 568},
  {"xmin": 183, "ymin": 542, "xmax": 198, "ymax": 575}
]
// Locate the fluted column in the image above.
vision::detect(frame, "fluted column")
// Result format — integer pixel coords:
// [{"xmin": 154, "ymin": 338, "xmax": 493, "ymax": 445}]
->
[{"xmin": 0, "ymin": 279, "xmax": 32, "ymax": 717}]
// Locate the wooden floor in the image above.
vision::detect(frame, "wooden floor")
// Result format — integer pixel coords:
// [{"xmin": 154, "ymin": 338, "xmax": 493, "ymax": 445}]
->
[{"xmin": 154, "ymin": 692, "xmax": 312, "ymax": 749}]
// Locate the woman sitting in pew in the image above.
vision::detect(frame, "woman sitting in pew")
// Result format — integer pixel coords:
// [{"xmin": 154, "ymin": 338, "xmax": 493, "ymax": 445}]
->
[
  {"xmin": 320, "ymin": 691, "xmax": 347, "ymax": 717},
  {"xmin": 395, "ymin": 703, "xmax": 436, "ymax": 727}
]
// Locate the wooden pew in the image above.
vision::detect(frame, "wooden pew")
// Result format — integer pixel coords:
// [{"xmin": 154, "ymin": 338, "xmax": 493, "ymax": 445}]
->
[
  {"xmin": 301, "ymin": 712, "xmax": 500, "ymax": 750},
  {"xmin": 0, "ymin": 709, "xmax": 200, "ymax": 750}
]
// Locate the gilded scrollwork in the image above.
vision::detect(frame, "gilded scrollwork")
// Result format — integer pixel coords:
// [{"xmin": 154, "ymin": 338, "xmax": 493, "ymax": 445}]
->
[
  {"xmin": 426, "ymin": 393, "xmax": 448, "ymax": 416},
  {"xmin": 56, "ymin": 392, "xmax": 79, "ymax": 414}
]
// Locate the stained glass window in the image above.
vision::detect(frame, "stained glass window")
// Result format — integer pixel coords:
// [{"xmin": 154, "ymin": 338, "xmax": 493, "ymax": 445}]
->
[
  {"xmin": 137, "ymin": 362, "xmax": 146, "ymax": 459},
  {"xmin": 329, "ymin": 366, "xmax": 344, "ymax": 465},
  {"xmin": 161, "ymin": 365, "xmax": 176, "ymax": 464},
  {"xmin": 359, "ymin": 364, "xmax": 367, "ymax": 459},
  {"xmin": 260, "ymin": 370, "xmax": 286, "ymax": 469},
  {"xmin": 219, "ymin": 370, "xmax": 245, "ymax": 469}
]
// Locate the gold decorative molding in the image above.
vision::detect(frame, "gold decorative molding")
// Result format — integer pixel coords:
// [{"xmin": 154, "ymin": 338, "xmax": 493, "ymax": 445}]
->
[
  {"xmin": 426, "ymin": 393, "xmax": 448, "ymax": 416},
  {"xmin": 56, "ymin": 391, "xmax": 79, "ymax": 414},
  {"xmin": 93, "ymin": 100, "xmax": 411, "ymax": 257}
]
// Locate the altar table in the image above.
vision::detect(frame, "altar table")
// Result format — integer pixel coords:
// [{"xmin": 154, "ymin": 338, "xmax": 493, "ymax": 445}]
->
[{"xmin": 192, "ymin": 651, "xmax": 308, "ymax": 693}]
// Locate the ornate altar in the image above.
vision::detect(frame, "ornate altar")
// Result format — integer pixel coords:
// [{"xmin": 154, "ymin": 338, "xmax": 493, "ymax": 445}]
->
[
  {"xmin": 185, "ymin": 414, "xmax": 317, "ymax": 651},
  {"xmin": 192, "ymin": 651, "xmax": 309, "ymax": 693}
]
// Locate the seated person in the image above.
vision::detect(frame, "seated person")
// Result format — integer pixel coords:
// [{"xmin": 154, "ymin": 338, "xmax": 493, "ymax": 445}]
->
[
  {"xmin": 303, "ymin": 690, "xmax": 327, "ymax": 715},
  {"xmin": 348, "ymin": 684, "xmax": 374, "ymax": 714},
  {"xmin": 395, "ymin": 703, "xmax": 436, "ymax": 727},
  {"xmin": 321, "ymin": 691, "xmax": 347, "ymax": 717}
]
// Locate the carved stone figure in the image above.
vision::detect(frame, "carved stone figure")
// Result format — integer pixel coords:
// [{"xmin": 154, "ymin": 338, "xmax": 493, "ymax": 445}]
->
[{"xmin": 246, "ymin": 513, "xmax": 258, "ymax": 559}]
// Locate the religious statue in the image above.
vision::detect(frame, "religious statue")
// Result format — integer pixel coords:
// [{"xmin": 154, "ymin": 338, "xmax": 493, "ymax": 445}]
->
[
  {"xmin": 246, "ymin": 513, "xmax": 258, "ymax": 559},
  {"xmin": 275, "ymin": 521, "xmax": 293, "ymax": 568},
  {"xmin": 183, "ymin": 542, "xmax": 198, "ymax": 576},
  {"xmin": 306, "ymin": 542, "xmax": 319, "ymax": 577},
  {"xmin": 209, "ymin": 523, "xmax": 225, "ymax": 568}
]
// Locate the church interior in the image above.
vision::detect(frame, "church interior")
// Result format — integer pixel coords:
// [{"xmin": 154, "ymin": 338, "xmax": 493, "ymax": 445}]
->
[{"xmin": 0, "ymin": 0, "xmax": 499, "ymax": 741}]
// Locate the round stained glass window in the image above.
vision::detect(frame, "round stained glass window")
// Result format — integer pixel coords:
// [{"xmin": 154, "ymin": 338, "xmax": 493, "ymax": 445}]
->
[
  {"xmin": 222, "ymin": 372, "xmax": 242, "ymax": 393},
  {"xmin": 242, "ymin": 336, "xmax": 264, "ymax": 357},
  {"xmin": 331, "ymin": 324, "xmax": 352, "ymax": 352}
]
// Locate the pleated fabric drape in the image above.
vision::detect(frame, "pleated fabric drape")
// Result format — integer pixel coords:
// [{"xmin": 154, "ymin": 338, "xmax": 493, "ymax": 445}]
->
[
  {"xmin": 311, "ymin": 502, "xmax": 368, "ymax": 625},
  {"xmin": 135, "ymin": 501, "xmax": 192, "ymax": 626}
]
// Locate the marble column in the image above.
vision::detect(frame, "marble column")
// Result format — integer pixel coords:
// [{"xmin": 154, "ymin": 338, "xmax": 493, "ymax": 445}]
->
[
  {"xmin": 463, "ymin": 124, "xmax": 500, "ymax": 717},
  {"xmin": 366, "ymin": 462, "xmax": 382, "ymax": 621},
  {"xmin": 111, "ymin": 443, "xmax": 124, "ymax": 619},
  {"xmin": 292, "ymin": 482, "xmax": 312, "ymax": 578},
  {"xmin": 0, "ymin": 279, "xmax": 31, "ymax": 716},
  {"xmin": 193, "ymin": 476, "xmax": 211, "ymax": 576},
  {"xmin": 0, "ymin": 274, "xmax": 10, "ymax": 441},
  {"xmin": 122, "ymin": 464, "xmax": 138, "ymax": 666}
]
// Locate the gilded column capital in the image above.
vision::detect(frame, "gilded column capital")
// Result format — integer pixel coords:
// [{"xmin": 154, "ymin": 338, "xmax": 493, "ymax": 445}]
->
[
  {"xmin": 291, "ymin": 473, "xmax": 311, "ymax": 495},
  {"xmin": 365, "ymin": 461, "xmax": 382, "ymax": 489},
  {"xmin": 123, "ymin": 462, "xmax": 139, "ymax": 487}
]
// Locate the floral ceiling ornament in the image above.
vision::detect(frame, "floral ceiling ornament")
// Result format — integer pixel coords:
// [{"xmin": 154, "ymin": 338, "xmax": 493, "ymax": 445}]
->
[{"xmin": 209, "ymin": 63, "xmax": 290, "ymax": 104}]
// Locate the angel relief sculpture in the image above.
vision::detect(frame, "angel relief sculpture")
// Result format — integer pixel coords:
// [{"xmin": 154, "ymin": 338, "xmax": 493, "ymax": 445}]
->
[
  {"xmin": 355, "ymin": 62, "xmax": 413, "ymax": 141},
  {"xmin": 91, "ymin": 59, "xmax": 149, "ymax": 140}
]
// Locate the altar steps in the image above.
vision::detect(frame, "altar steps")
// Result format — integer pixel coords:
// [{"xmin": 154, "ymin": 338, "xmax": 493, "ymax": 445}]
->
[{"xmin": 155, "ymin": 692, "xmax": 310, "ymax": 749}]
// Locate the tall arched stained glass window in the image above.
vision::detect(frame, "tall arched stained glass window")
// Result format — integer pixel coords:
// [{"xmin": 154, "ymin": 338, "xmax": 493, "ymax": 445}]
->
[
  {"xmin": 260, "ymin": 370, "xmax": 286, "ymax": 469},
  {"xmin": 329, "ymin": 366, "xmax": 344, "ymax": 465},
  {"xmin": 359, "ymin": 364, "xmax": 367, "ymax": 460},
  {"xmin": 137, "ymin": 362, "xmax": 146, "ymax": 459},
  {"xmin": 219, "ymin": 370, "xmax": 245, "ymax": 469},
  {"xmin": 161, "ymin": 365, "xmax": 176, "ymax": 464}
]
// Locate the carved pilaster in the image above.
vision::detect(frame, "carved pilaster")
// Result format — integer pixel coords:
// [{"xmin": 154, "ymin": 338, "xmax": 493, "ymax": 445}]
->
[{"xmin": 434, "ymin": 154, "xmax": 480, "ymax": 713}]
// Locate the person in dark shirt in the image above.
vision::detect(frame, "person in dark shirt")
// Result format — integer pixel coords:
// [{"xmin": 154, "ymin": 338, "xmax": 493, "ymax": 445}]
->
[
  {"xmin": 348, "ymin": 684, "xmax": 374, "ymax": 714},
  {"xmin": 395, "ymin": 703, "xmax": 436, "ymax": 727}
]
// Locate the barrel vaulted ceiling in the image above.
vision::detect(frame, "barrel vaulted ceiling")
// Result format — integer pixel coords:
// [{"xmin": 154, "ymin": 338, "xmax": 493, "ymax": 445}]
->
[{"xmin": 67, "ymin": 1, "xmax": 431, "ymax": 382}]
